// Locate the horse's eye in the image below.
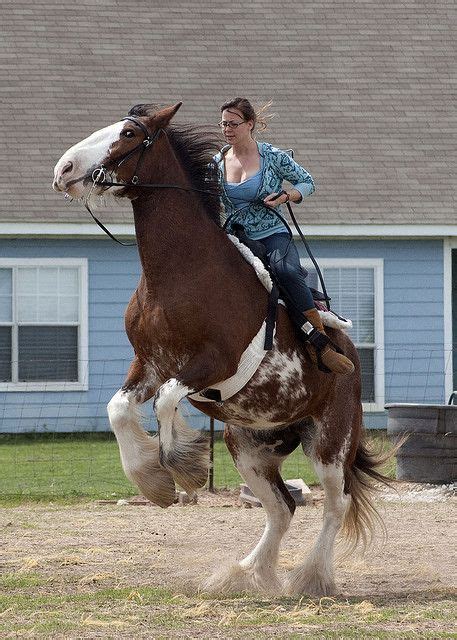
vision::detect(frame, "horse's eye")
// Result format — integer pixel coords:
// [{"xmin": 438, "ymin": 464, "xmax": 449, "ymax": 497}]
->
[{"xmin": 122, "ymin": 129, "xmax": 135, "ymax": 138}]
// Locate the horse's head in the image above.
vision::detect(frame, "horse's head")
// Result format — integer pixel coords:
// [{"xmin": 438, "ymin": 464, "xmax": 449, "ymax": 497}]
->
[{"xmin": 52, "ymin": 102, "xmax": 182, "ymax": 199}]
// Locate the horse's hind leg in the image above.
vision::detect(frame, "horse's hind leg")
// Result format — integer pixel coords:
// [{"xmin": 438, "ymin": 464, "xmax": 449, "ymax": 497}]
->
[
  {"xmin": 286, "ymin": 417, "xmax": 351, "ymax": 596},
  {"xmin": 204, "ymin": 423, "xmax": 302, "ymax": 595},
  {"xmin": 107, "ymin": 360, "xmax": 176, "ymax": 508}
]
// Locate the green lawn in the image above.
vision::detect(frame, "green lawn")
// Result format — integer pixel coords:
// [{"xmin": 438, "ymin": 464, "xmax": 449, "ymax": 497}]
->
[{"xmin": 0, "ymin": 431, "xmax": 394, "ymax": 505}]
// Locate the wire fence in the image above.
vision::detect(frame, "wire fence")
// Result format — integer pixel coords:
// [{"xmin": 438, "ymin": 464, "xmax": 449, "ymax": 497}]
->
[
  {"xmin": 0, "ymin": 422, "xmax": 338, "ymax": 502},
  {"xmin": 0, "ymin": 346, "xmax": 454, "ymax": 501}
]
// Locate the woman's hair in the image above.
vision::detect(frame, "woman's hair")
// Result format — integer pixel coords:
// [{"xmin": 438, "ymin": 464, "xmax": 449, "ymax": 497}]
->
[{"xmin": 220, "ymin": 97, "xmax": 274, "ymax": 134}]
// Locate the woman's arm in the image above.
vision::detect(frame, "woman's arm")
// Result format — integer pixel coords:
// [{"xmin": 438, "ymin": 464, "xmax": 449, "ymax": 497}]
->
[{"xmin": 265, "ymin": 149, "xmax": 315, "ymax": 206}]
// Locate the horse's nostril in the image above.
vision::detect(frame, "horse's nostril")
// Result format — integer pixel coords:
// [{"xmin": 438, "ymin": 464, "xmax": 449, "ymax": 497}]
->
[{"xmin": 61, "ymin": 161, "xmax": 73, "ymax": 175}]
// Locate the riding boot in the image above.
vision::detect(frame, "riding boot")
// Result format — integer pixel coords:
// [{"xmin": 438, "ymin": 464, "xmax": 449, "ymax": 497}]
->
[{"xmin": 302, "ymin": 308, "xmax": 355, "ymax": 375}]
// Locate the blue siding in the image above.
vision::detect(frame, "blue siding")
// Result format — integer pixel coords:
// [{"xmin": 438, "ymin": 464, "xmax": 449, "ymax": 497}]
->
[
  {"xmin": 0, "ymin": 237, "xmax": 447, "ymax": 433},
  {"xmin": 296, "ymin": 239, "xmax": 445, "ymax": 427}
]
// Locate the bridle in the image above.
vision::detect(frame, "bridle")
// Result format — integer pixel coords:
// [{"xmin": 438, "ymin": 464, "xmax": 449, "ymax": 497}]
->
[{"xmin": 65, "ymin": 115, "xmax": 215, "ymax": 246}]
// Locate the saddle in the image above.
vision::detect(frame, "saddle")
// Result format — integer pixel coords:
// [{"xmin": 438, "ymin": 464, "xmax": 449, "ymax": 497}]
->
[
  {"xmin": 230, "ymin": 223, "xmax": 329, "ymax": 309},
  {"xmin": 230, "ymin": 223, "xmax": 350, "ymax": 372}
]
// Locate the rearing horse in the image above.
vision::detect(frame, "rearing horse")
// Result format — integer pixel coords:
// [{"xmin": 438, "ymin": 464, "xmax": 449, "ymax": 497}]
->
[{"xmin": 53, "ymin": 102, "xmax": 389, "ymax": 596}]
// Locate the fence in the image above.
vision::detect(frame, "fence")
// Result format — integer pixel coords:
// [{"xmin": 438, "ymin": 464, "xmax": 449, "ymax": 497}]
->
[
  {"xmin": 0, "ymin": 420, "xmax": 336, "ymax": 502},
  {"xmin": 0, "ymin": 345, "xmax": 452, "ymax": 500}
]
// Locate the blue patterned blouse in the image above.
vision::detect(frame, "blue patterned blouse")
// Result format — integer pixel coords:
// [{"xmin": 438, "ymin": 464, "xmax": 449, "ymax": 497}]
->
[{"xmin": 214, "ymin": 142, "xmax": 315, "ymax": 240}]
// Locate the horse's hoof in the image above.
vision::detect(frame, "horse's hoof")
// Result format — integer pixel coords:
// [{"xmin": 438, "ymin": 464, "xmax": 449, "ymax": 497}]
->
[
  {"xmin": 285, "ymin": 564, "xmax": 337, "ymax": 596},
  {"xmin": 203, "ymin": 562, "xmax": 282, "ymax": 595},
  {"xmin": 127, "ymin": 463, "xmax": 176, "ymax": 508}
]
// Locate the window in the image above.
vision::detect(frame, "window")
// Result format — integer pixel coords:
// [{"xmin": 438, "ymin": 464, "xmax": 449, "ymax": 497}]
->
[
  {"xmin": 0, "ymin": 259, "xmax": 88, "ymax": 391},
  {"xmin": 304, "ymin": 259, "xmax": 384, "ymax": 410}
]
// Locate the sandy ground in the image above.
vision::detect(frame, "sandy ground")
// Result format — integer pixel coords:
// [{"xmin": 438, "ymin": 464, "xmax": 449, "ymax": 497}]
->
[{"xmin": 1, "ymin": 483, "xmax": 456, "ymax": 638}]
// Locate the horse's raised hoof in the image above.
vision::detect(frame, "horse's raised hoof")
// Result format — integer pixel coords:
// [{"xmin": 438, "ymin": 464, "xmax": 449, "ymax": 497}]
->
[
  {"xmin": 202, "ymin": 562, "xmax": 282, "ymax": 595},
  {"xmin": 284, "ymin": 564, "xmax": 337, "ymax": 597},
  {"xmin": 129, "ymin": 465, "xmax": 176, "ymax": 508},
  {"xmin": 122, "ymin": 436, "xmax": 177, "ymax": 508},
  {"xmin": 161, "ymin": 429, "xmax": 210, "ymax": 494}
]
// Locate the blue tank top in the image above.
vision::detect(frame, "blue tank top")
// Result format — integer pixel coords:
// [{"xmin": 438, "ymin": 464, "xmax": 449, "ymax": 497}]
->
[
  {"xmin": 223, "ymin": 155, "xmax": 288, "ymax": 239},
  {"xmin": 224, "ymin": 169, "xmax": 263, "ymax": 212}
]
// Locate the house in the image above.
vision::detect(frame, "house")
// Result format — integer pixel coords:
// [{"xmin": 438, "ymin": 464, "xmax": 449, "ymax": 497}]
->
[{"xmin": 1, "ymin": 1, "xmax": 455, "ymax": 432}]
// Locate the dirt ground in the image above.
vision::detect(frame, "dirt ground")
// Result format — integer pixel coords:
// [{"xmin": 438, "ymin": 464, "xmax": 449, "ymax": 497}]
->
[{"xmin": 1, "ymin": 482, "xmax": 456, "ymax": 639}]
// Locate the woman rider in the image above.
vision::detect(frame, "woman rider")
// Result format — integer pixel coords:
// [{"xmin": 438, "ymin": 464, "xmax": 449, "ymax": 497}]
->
[{"xmin": 214, "ymin": 97, "xmax": 354, "ymax": 375}]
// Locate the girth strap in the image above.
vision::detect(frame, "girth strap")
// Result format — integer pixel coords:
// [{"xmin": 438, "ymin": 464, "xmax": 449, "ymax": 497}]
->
[{"xmin": 264, "ymin": 284, "xmax": 279, "ymax": 350}]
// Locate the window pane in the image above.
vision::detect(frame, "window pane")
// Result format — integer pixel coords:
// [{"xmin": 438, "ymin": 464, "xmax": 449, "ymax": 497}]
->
[
  {"xmin": 37, "ymin": 295, "xmax": 58, "ymax": 322},
  {"xmin": 59, "ymin": 268, "xmax": 79, "ymax": 293},
  {"xmin": 358, "ymin": 347, "xmax": 375, "ymax": 403},
  {"xmin": 17, "ymin": 295, "xmax": 37, "ymax": 322},
  {"xmin": 38, "ymin": 268, "xmax": 58, "ymax": 294},
  {"xmin": 0, "ymin": 327, "xmax": 12, "ymax": 382},
  {"xmin": 17, "ymin": 267, "xmax": 79, "ymax": 323},
  {"xmin": 321, "ymin": 267, "xmax": 375, "ymax": 344},
  {"xmin": 59, "ymin": 296, "xmax": 79, "ymax": 322},
  {"xmin": 0, "ymin": 269, "xmax": 12, "ymax": 322},
  {"xmin": 18, "ymin": 326, "xmax": 78, "ymax": 382},
  {"xmin": 17, "ymin": 268, "xmax": 37, "ymax": 295}
]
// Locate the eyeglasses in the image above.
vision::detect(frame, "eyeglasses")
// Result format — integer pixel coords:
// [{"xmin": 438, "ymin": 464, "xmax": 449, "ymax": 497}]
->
[{"xmin": 218, "ymin": 120, "xmax": 246, "ymax": 130}]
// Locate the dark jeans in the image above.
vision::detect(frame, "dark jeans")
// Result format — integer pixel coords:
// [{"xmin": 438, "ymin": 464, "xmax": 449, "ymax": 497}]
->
[{"xmin": 258, "ymin": 232, "xmax": 315, "ymax": 313}]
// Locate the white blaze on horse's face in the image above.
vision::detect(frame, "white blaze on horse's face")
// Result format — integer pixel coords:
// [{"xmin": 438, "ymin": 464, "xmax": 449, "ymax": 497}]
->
[{"xmin": 52, "ymin": 121, "xmax": 125, "ymax": 198}]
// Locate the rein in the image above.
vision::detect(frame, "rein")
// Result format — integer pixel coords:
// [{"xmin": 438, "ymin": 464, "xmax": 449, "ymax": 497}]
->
[{"xmin": 69, "ymin": 118, "xmax": 331, "ymax": 308}]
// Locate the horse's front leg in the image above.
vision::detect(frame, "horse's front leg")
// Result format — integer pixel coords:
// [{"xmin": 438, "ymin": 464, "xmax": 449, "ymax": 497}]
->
[
  {"xmin": 153, "ymin": 377, "xmax": 210, "ymax": 495},
  {"xmin": 107, "ymin": 359, "xmax": 176, "ymax": 508},
  {"xmin": 154, "ymin": 351, "xmax": 236, "ymax": 494},
  {"xmin": 204, "ymin": 424, "xmax": 303, "ymax": 595}
]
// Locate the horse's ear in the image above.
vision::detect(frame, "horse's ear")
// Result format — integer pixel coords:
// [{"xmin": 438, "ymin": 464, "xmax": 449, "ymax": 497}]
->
[{"xmin": 150, "ymin": 102, "xmax": 182, "ymax": 128}]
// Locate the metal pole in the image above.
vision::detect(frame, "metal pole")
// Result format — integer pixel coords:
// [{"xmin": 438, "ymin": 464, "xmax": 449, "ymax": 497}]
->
[{"xmin": 208, "ymin": 417, "xmax": 215, "ymax": 492}]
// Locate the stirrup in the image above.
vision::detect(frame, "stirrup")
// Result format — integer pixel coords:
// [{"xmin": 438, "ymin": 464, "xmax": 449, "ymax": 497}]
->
[{"xmin": 303, "ymin": 327, "xmax": 345, "ymax": 374}]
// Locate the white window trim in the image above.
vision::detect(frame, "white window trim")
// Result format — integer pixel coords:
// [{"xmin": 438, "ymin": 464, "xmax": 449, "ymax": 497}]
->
[
  {"xmin": 443, "ymin": 239, "xmax": 455, "ymax": 401},
  {"xmin": 0, "ymin": 258, "xmax": 88, "ymax": 392},
  {"xmin": 301, "ymin": 257, "xmax": 385, "ymax": 412}
]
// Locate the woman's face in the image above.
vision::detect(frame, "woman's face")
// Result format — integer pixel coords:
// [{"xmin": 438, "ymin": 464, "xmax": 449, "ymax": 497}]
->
[{"xmin": 220, "ymin": 108, "xmax": 253, "ymax": 144}]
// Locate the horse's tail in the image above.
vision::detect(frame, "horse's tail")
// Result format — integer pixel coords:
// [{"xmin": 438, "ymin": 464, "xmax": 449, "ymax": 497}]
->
[{"xmin": 340, "ymin": 432, "xmax": 404, "ymax": 555}]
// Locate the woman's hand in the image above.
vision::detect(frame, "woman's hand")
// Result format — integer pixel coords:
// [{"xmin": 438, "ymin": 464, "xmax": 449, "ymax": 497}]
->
[
  {"xmin": 263, "ymin": 191, "xmax": 290, "ymax": 207},
  {"xmin": 263, "ymin": 188, "xmax": 302, "ymax": 207}
]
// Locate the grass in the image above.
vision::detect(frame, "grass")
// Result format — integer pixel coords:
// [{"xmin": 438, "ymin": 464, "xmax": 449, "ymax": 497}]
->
[
  {"xmin": 0, "ymin": 574, "xmax": 454, "ymax": 638},
  {"xmin": 0, "ymin": 430, "xmax": 395, "ymax": 505}
]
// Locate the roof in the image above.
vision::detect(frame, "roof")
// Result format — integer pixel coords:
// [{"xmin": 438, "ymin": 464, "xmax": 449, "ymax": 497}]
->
[{"xmin": 1, "ymin": 0, "xmax": 455, "ymax": 229}]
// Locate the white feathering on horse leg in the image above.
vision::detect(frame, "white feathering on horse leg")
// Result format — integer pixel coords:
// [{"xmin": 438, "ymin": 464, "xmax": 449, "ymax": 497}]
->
[
  {"xmin": 203, "ymin": 452, "xmax": 292, "ymax": 594},
  {"xmin": 154, "ymin": 379, "xmax": 210, "ymax": 494},
  {"xmin": 285, "ymin": 459, "xmax": 350, "ymax": 596},
  {"xmin": 107, "ymin": 389, "xmax": 176, "ymax": 508}
]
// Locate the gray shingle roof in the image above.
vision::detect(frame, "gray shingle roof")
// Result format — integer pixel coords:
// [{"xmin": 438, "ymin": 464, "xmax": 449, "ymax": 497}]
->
[{"xmin": 1, "ymin": 0, "xmax": 455, "ymax": 227}]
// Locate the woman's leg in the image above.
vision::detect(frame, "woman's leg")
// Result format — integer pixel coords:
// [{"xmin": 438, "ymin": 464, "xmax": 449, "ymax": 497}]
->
[
  {"xmin": 259, "ymin": 232, "xmax": 314, "ymax": 313},
  {"xmin": 259, "ymin": 233, "xmax": 354, "ymax": 375}
]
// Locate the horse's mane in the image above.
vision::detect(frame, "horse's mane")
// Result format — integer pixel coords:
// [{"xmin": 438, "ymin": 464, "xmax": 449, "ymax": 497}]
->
[{"xmin": 128, "ymin": 104, "xmax": 222, "ymax": 227}]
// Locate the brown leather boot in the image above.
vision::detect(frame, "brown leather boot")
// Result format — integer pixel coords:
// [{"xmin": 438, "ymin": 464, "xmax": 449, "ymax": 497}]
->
[{"xmin": 302, "ymin": 308, "xmax": 355, "ymax": 375}]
